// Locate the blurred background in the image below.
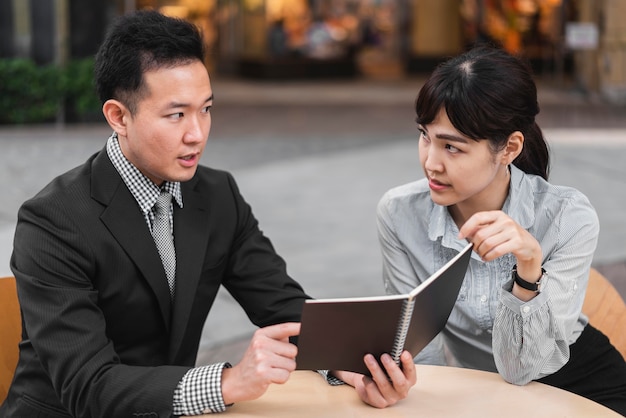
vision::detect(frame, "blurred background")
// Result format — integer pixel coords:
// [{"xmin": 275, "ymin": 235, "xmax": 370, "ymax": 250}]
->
[
  {"xmin": 1, "ymin": 0, "xmax": 625, "ymax": 364},
  {"xmin": 1, "ymin": 0, "xmax": 625, "ymax": 125}
]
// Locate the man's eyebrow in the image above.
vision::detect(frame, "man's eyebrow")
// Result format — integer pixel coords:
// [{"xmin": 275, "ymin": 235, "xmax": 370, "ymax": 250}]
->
[{"xmin": 166, "ymin": 94, "xmax": 214, "ymax": 109}]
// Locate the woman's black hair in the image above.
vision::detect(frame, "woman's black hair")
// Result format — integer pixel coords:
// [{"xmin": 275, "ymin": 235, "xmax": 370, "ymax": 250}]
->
[{"xmin": 415, "ymin": 46, "xmax": 550, "ymax": 180}]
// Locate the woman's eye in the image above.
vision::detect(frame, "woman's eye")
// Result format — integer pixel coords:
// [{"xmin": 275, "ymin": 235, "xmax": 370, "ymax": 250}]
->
[
  {"xmin": 418, "ymin": 128, "xmax": 429, "ymax": 142},
  {"xmin": 445, "ymin": 143, "xmax": 460, "ymax": 153},
  {"xmin": 201, "ymin": 105, "xmax": 212, "ymax": 114}
]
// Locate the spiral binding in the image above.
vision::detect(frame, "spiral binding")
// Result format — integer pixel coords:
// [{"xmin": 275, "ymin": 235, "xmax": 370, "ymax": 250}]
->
[{"xmin": 390, "ymin": 299, "xmax": 415, "ymax": 364}]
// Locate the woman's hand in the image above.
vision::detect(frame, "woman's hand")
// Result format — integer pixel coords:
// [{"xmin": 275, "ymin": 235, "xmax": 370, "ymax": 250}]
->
[
  {"xmin": 332, "ymin": 350, "xmax": 417, "ymax": 408},
  {"xmin": 459, "ymin": 210, "xmax": 544, "ymax": 300},
  {"xmin": 458, "ymin": 210, "xmax": 541, "ymax": 263}
]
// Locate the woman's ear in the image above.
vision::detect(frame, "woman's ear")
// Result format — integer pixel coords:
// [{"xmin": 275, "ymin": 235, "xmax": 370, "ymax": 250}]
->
[
  {"xmin": 502, "ymin": 131, "xmax": 524, "ymax": 165},
  {"xmin": 102, "ymin": 99, "xmax": 129, "ymax": 138}
]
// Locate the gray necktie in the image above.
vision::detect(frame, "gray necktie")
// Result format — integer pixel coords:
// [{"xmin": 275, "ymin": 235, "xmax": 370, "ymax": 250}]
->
[{"xmin": 152, "ymin": 191, "xmax": 176, "ymax": 299}]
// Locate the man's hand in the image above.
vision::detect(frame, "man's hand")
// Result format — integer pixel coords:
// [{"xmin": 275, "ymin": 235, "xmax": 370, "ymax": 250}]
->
[
  {"xmin": 221, "ymin": 322, "xmax": 300, "ymax": 405},
  {"xmin": 333, "ymin": 350, "xmax": 417, "ymax": 408}
]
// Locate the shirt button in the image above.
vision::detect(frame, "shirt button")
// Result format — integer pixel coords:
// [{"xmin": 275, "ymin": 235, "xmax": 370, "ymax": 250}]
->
[
  {"xmin": 522, "ymin": 306, "xmax": 531, "ymax": 314},
  {"xmin": 480, "ymin": 295, "xmax": 487, "ymax": 303}
]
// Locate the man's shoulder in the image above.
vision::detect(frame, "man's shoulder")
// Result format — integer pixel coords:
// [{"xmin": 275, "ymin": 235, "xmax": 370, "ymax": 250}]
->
[
  {"xmin": 194, "ymin": 164, "xmax": 230, "ymax": 179},
  {"xmin": 30, "ymin": 152, "xmax": 100, "ymax": 201},
  {"xmin": 191, "ymin": 164, "xmax": 241, "ymax": 188},
  {"xmin": 187, "ymin": 164, "xmax": 226, "ymax": 187}
]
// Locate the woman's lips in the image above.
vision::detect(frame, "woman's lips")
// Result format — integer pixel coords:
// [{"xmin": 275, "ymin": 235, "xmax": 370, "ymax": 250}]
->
[{"xmin": 428, "ymin": 178, "xmax": 449, "ymax": 192}]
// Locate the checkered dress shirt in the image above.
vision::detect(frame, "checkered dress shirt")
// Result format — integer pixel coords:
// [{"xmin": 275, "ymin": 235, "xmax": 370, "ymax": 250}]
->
[
  {"xmin": 106, "ymin": 133, "xmax": 230, "ymax": 414},
  {"xmin": 106, "ymin": 133, "xmax": 182, "ymax": 229}
]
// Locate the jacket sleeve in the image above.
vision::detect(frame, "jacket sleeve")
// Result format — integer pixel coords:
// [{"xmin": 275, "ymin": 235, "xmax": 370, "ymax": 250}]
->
[{"xmin": 219, "ymin": 172, "xmax": 310, "ymax": 327}]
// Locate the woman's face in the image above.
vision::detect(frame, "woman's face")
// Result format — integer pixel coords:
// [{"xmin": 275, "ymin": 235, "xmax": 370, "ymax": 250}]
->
[{"xmin": 418, "ymin": 108, "xmax": 511, "ymax": 222}]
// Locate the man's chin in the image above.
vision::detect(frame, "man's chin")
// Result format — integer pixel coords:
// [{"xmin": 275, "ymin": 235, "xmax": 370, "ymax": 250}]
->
[{"xmin": 172, "ymin": 167, "xmax": 199, "ymax": 183}]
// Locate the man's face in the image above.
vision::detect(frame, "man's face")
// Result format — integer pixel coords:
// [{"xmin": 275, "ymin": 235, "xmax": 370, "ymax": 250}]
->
[{"xmin": 118, "ymin": 60, "xmax": 213, "ymax": 186}]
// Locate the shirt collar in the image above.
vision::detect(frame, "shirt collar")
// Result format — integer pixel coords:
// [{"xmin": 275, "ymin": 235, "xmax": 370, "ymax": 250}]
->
[
  {"xmin": 106, "ymin": 133, "xmax": 183, "ymax": 215},
  {"xmin": 507, "ymin": 164, "xmax": 536, "ymax": 230}
]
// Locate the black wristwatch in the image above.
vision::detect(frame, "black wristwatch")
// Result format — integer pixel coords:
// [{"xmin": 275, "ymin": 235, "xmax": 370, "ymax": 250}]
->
[{"xmin": 512, "ymin": 265, "xmax": 546, "ymax": 292}]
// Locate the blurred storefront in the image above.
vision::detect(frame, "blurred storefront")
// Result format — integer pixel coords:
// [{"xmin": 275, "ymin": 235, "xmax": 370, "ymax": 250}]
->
[
  {"xmin": 216, "ymin": 0, "xmax": 367, "ymax": 78},
  {"xmin": 0, "ymin": 0, "xmax": 110, "ymax": 65},
  {"xmin": 573, "ymin": 0, "xmax": 626, "ymax": 103},
  {"xmin": 1, "ymin": 0, "xmax": 625, "ymax": 98},
  {"xmin": 122, "ymin": 0, "xmax": 406, "ymax": 79},
  {"xmin": 455, "ymin": 0, "xmax": 573, "ymax": 75},
  {"xmin": 137, "ymin": 0, "xmax": 575, "ymax": 79}
]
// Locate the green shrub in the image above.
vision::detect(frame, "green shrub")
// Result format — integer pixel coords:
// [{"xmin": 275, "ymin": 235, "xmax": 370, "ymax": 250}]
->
[
  {"xmin": 63, "ymin": 58, "xmax": 102, "ymax": 119},
  {"xmin": 0, "ymin": 58, "xmax": 101, "ymax": 124},
  {"xmin": 0, "ymin": 59, "xmax": 64, "ymax": 124}
]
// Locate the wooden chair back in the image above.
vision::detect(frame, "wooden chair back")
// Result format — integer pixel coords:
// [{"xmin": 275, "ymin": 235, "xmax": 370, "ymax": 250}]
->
[
  {"xmin": 582, "ymin": 268, "xmax": 626, "ymax": 359},
  {"xmin": 0, "ymin": 276, "xmax": 21, "ymax": 404}
]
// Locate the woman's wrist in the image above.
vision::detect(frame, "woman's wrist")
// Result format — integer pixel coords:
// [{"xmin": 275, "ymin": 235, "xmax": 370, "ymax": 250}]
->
[
  {"xmin": 511, "ymin": 259, "xmax": 544, "ymax": 301},
  {"xmin": 512, "ymin": 265, "xmax": 546, "ymax": 291}
]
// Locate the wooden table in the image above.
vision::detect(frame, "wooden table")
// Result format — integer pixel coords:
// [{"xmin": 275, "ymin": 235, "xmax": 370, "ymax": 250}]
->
[{"xmin": 213, "ymin": 365, "xmax": 622, "ymax": 417}]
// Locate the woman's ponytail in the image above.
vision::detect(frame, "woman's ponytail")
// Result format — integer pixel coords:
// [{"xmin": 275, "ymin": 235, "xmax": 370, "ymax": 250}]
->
[{"xmin": 513, "ymin": 122, "xmax": 550, "ymax": 180}]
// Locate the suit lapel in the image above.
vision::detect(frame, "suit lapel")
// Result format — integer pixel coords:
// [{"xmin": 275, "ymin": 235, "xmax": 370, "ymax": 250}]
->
[
  {"xmin": 168, "ymin": 179, "xmax": 211, "ymax": 360},
  {"xmin": 91, "ymin": 149, "xmax": 173, "ymax": 329}
]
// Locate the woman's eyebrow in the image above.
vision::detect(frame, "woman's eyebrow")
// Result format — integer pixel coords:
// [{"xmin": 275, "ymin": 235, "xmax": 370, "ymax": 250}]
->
[
  {"xmin": 419, "ymin": 124, "xmax": 469, "ymax": 143},
  {"xmin": 435, "ymin": 133, "xmax": 469, "ymax": 143}
]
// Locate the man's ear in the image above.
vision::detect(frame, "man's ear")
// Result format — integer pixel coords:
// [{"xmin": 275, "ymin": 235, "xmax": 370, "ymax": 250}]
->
[
  {"xmin": 102, "ymin": 99, "xmax": 130, "ymax": 138},
  {"xmin": 502, "ymin": 131, "xmax": 524, "ymax": 165}
]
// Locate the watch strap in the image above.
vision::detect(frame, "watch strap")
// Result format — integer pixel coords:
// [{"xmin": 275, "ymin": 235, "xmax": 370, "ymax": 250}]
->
[{"xmin": 512, "ymin": 265, "xmax": 546, "ymax": 292}]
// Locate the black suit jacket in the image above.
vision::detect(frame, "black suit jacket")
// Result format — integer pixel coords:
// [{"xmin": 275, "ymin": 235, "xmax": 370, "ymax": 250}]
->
[{"xmin": 1, "ymin": 147, "xmax": 308, "ymax": 417}]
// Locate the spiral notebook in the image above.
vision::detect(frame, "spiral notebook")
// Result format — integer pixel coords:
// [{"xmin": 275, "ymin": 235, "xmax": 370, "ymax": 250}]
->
[{"xmin": 295, "ymin": 243, "xmax": 473, "ymax": 376}]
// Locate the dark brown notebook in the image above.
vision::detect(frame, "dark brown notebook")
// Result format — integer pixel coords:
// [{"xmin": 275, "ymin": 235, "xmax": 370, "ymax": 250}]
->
[{"xmin": 296, "ymin": 243, "xmax": 473, "ymax": 376}]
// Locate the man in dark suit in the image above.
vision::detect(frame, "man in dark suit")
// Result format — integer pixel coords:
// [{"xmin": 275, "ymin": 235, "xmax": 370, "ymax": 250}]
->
[{"xmin": 0, "ymin": 10, "xmax": 415, "ymax": 418}]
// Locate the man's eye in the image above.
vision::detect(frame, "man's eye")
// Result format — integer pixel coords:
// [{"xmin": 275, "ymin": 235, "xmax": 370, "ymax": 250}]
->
[
  {"xmin": 169, "ymin": 112, "xmax": 184, "ymax": 119},
  {"xmin": 201, "ymin": 106, "xmax": 212, "ymax": 114}
]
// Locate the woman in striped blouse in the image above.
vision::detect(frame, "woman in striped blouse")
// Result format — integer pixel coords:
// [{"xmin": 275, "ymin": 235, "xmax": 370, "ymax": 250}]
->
[{"xmin": 376, "ymin": 46, "xmax": 626, "ymax": 415}]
